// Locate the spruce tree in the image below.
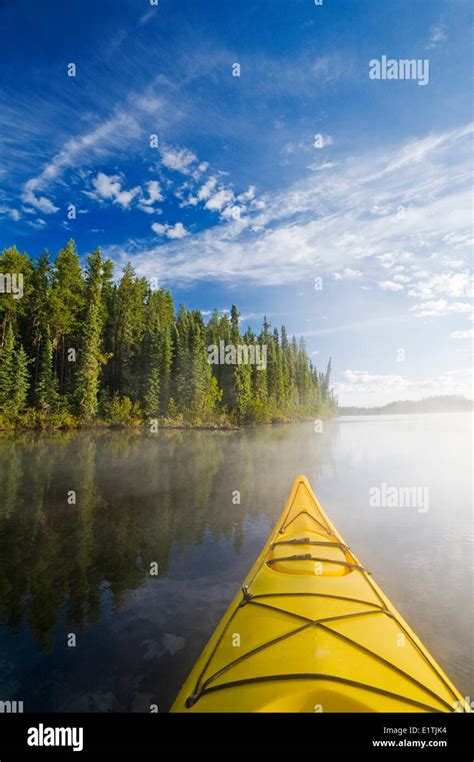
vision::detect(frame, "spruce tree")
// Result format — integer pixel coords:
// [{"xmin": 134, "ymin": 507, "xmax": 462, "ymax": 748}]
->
[
  {"xmin": 217, "ymin": 312, "xmax": 232, "ymax": 408},
  {"xmin": 144, "ymin": 325, "xmax": 161, "ymax": 418},
  {"xmin": 296, "ymin": 337, "xmax": 312, "ymax": 408},
  {"xmin": 36, "ymin": 326, "xmax": 57, "ymax": 413},
  {"xmin": 280, "ymin": 325, "xmax": 291, "ymax": 407},
  {"xmin": 13, "ymin": 345, "xmax": 31, "ymax": 413},
  {"xmin": 174, "ymin": 305, "xmax": 191, "ymax": 409},
  {"xmin": 230, "ymin": 304, "xmax": 240, "ymax": 344},
  {"xmin": 111, "ymin": 264, "xmax": 148, "ymax": 398},
  {"xmin": 0, "ymin": 323, "xmax": 15, "ymax": 406},
  {"xmin": 228, "ymin": 304, "xmax": 241, "ymax": 410},
  {"xmin": 30, "ymin": 252, "xmax": 52, "ymax": 389},
  {"xmin": 75, "ymin": 250, "xmax": 105, "ymax": 421},
  {"xmin": 234, "ymin": 361, "xmax": 253, "ymax": 422},
  {"xmin": 0, "ymin": 246, "xmax": 33, "ymax": 347},
  {"xmin": 321, "ymin": 358, "xmax": 332, "ymax": 398},
  {"xmin": 206, "ymin": 308, "xmax": 220, "ymax": 347},
  {"xmin": 159, "ymin": 326, "xmax": 173, "ymax": 413},
  {"xmin": 50, "ymin": 240, "xmax": 85, "ymax": 394},
  {"xmin": 185, "ymin": 312, "xmax": 221, "ymax": 422}
]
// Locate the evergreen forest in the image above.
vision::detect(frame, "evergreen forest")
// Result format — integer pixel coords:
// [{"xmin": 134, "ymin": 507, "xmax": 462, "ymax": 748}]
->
[{"xmin": 0, "ymin": 241, "xmax": 336, "ymax": 430}]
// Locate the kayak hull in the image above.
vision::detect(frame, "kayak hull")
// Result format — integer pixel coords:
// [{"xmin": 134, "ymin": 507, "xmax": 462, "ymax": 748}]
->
[{"xmin": 171, "ymin": 476, "xmax": 469, "ymax": 713}]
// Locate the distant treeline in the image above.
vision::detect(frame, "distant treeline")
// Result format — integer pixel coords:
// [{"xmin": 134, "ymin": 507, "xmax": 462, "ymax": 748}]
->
[
  {"xmin": 338, "ymin": 395, "xmax": 473, "ymax": 416},
  {"xmin": 0, "ymin": 241, "xmax": 336, "ymax": 429}
]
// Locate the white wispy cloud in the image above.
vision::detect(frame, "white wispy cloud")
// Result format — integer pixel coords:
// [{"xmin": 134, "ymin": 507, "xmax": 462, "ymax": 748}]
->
[
  {"xmin": 138, "ymin": 180, "xmax": 164, "ymax": 213},
  {"xmin": 333, "ymin": 268, "xmax": 362, "ymax": 281},
  {"xmin": 311, "ymin": 55, "xmax": 345, "ymax": 82},
  {"xmin": 443, "ymin": 232, "xmax": 473, "ymax": 248},
  {"xmin": 426, "ymin": 22, "xmax": 447, "ymax": 50},
  {"xmin": 138, "ymin": 9, "xmax": 155, "ymax": 27},
  {"xmin": 160, "ymin": 145, "xmax": 198, "ymax": 174},
  {"xmin": 104, "ymin": 123, "xmax": 473, "ymax": 304},
  {"xmin": 308, "ymin": 161, "xmax": 339, "ymax": 172},
  {"xmin": 378, "ymin": 280, "xmax": 404, "ymax": 292},
  {"xmin": 84, "ymin": 173, "xmax": 165, "ymax": 214},
  {"xmin": 26, "ymin": 218, "xmax": 46, "ymax": 229},
  {"xmin": 237, "ymin": 186, "xmax": 256, "ymax": 203},
  {"xmin": 335, "ymin": 368, "xmax": 473, "ymax": 406},
  {"xmin": 21, "ymin": 180, "xmax": 59, "ymax": 215},
  {"xmin": 281, "ymin": 133, "xmax": 334, "ymax": 165},
  {"xmin": 205, "ymin": 188, "xmax": 234, "ymax": 212},
  {"xmin": 408, "ymin": 271, "xmax": 472, "ymax": 299},
  {"xmin": 393, "ymin": 274, "xmax": 411, "ymax": 283},
  {"xmin": 0, "ymin": 205, "xmax": 21, "ymax": 221},
  {"xmin": 179, "ymin": 172, "xmax": 256, "ymax": 221},
  {"xmin": 450, "ymin": 329, "xmax": 474, "ymax": 340},
  {"xmin": 87, "ymin": 172, "xmax": 141, "ymax": 209},
  {"xmin": 409, "ymin": 300, "xmax": 472, "ymax": 318},
  {"xmin": 197, "ymin": 176, "xmax": 218, "ymax": 202},
  {"xmin": 20, "ymin": 111, "xmax": 141, "ymax": 216},
  {"xmin": 151, "ymin": 221, "xmax": 188, "ymax": 239}
]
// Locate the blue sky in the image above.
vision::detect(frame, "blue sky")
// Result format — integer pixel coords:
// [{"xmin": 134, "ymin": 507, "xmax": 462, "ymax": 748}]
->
[{"xmin": 0, "ymin": 0, "xmax": 472, "ymax": 405}]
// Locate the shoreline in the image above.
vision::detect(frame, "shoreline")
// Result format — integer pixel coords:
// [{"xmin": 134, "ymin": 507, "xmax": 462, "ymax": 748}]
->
[
  {"xmin": 0, "ymin": 414, "xmax": 327, "ymax": 435},
  {"xmin": 1, "ymin": 403, "xmax": 469, "ymax": 434}
]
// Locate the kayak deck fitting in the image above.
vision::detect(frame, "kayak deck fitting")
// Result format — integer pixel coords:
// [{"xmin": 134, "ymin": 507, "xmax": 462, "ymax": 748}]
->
[{"xmin": 171, "ymin": 476, "xmax": 469, "ymax": 713}]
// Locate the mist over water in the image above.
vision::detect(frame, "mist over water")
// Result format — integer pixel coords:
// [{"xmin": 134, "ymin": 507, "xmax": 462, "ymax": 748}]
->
[{"xmin": 0, "ymin": 413, "xmax": 471, "ymax": 711}]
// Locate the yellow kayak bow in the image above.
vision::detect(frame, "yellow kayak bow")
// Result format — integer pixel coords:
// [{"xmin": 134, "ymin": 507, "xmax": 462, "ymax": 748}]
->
[{"xmin": 171, "ymin": 476, "xmax": 469, "ymax": 712}]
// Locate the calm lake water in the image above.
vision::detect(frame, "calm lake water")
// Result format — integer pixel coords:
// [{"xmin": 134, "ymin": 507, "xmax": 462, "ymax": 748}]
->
[{"xmin": 0, "ymin": 413, "xmax": 472, "ymax": 711}]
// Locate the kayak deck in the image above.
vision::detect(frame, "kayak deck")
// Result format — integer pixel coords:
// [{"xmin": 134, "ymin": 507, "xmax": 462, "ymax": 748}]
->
[{"xmin": 171, "ymin": 476, "xmax": 468, "ymax": 712}]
